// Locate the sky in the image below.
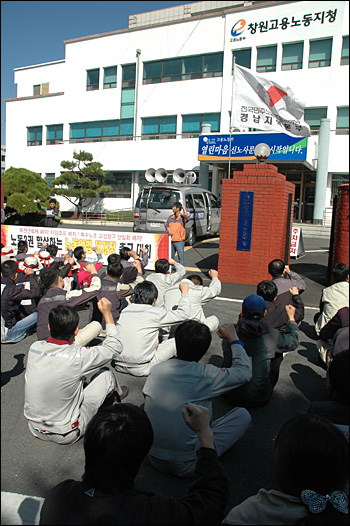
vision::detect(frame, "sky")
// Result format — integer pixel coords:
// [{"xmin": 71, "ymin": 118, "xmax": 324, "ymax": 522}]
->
[{"xmin": 1, "ymin": 0, "xmax": 198, "ymax": 145}]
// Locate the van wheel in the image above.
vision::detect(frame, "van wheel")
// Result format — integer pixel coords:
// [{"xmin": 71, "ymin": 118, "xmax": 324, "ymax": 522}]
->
[{"xmin": 186, "ymin": 227, "xmax": 196, "ymax": 246}]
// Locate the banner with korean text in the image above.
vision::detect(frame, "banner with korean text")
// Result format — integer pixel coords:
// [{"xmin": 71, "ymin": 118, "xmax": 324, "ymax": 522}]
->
[{"xmin": 1, "ymin": 225, "xmax": 171, "ymax": 270}]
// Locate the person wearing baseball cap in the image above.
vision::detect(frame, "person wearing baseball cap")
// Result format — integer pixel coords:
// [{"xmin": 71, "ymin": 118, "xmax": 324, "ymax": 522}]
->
[{"xmin": 222, "ymin": 294, "xmax": 300, "ymax": 409}]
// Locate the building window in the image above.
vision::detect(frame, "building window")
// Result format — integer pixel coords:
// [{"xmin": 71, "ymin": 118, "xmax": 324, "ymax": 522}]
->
[
  {"xmin": 309, "ymin": 38, "xmax": 332, "ymax": 68},
  {"xmin": 232, "ymin": 48, "xmax": 251, "ymax": 69},
  {"xmin": 143, "ymin": 52, "xmax": 223, "ymax": 84},
  {"xmin": 331, "ymin": 174, "xmax": 349, "ymax": 203},
  {"xmin": 256, "ymin": 45, "xmax": 277, "ymax": 72},
  {"xmin": 336, "ymin": 107, "xmax": 349, "ymax": 135},
  {"xmin": 341, "ymin": 36, "xmax": 349, "ymax": 65},
  {"xmin": 103, "ymin": 66, "xmax": 117, "ymax": 88},
  {"xmin": 69, "ymin": 120, "xmax": 120, "ymax": 142},
  {"xmin": 304, "ymin": 107, "xmax": 327, "ymax": 134},
  {"xmin": 45, "ymin": 173, "xmax": 55, "ymax": 187},
  {"xmin": 122, "ymin": 64, "xmax": 136, "ymax": 88},
  {"xmin": 33, "ymin": 83, "xmax": 49, "ymax": 96},
  {"xmin": 120, "ymin": 88, "xmax": 135, "ymax": 119},
  {"xmin": 282, "ymin": 42, "xmax": 303, "ymax": 70},
  {"xmin": 103, "ymin": 172, "xmax": 132, "ymax": 198},
  {"xmin": 46, "ymin": 124, "xmax": 63, "ymax": 145},
  {"xmin": 86, "ymin": 68, "xmax": 99, "ymax": 90},
  {"xmin": 27, "ymin": 126, "xmax": 42, "ymax": 146},
  {"xmin": 141, "ymin": 116, "xmax": 177, "ymax": 139},
  {"xmin": 182, "ymin": 113, "xmax": 220, "ymax": 137}
]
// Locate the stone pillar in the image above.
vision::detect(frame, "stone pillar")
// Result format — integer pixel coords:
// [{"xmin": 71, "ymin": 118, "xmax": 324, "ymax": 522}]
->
[
  {"xmin": 218, "ymin": 164, "xmax": 295, "ymax": 285},
  {"xmin": 313, "ymin": 118, "xmax": 331, "ymax": 224},
  {"xmin": 332, "ymin": 183, "xmax": 349, "ymax": 269}
]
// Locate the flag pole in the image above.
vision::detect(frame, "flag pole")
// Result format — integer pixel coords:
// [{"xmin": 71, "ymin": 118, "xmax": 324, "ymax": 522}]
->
[{"xmin": 228, "ymin": 56, "xmax": 236, "ymax": 180}]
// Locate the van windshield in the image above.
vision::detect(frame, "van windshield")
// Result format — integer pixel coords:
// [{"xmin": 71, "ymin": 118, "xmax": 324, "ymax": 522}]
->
[{"xmin": 138, "ymin": 189, "xmax": 181, "ymax": 210}]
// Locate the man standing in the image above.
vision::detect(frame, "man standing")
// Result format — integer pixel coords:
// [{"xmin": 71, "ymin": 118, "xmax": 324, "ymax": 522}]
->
[
  {"xmin": 36, "ymin": 198, "xmax": 61, "ymax": 228},
  {"xmin": 165, "ymin": 202, "xmax": 189, "ymax": 266}
]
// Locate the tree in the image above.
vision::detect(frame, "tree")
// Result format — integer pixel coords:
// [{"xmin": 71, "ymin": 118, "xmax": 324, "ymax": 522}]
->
[
  {"xmin": 2, "ymin": 167, "xmax": 52, "ymax": 220},
  {"xmin": 52, "ymin": 150, "xmax": 112, "ymax": 219}
]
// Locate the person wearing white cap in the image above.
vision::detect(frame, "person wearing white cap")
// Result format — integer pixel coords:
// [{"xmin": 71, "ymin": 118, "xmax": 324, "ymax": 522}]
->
[{"xmin": 16, "ymin": 256, "xmax": 43, "ymax": 318}]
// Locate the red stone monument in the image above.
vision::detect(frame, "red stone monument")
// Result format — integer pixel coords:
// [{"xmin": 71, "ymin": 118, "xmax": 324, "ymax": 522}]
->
[
  {"xmin": 218, "ymin": 163, "xmax": 295, "ymax": 285},
  {"xmin": 332, "ymin": 183, "xmax": 349, "ymax": 269}
]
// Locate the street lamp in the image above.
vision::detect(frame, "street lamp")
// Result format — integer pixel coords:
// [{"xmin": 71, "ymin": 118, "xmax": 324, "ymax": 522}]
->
[{"xmin": 254, "ymin": 143, "xmax": 271, "ymax": 163}]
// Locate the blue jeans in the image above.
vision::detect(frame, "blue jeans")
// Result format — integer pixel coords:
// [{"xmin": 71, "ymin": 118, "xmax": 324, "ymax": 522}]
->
[
  {"xmin": 2, "ymin": 312, "xmax": 38, "ymax": 343},
  {"xmin": 171, "ymin": 241, "xmax": 185, "ymax": 266}
]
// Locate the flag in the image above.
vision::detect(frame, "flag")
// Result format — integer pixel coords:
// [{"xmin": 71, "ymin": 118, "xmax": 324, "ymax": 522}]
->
[{"xmin": 232, "ymin": 63, "xmax": 311, "ymax": 137}]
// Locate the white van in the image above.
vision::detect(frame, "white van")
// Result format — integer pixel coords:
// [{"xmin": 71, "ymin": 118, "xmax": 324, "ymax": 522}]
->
[{"xmin": 133, "ymin": 183, "xmax": 221, "ymax": 245}]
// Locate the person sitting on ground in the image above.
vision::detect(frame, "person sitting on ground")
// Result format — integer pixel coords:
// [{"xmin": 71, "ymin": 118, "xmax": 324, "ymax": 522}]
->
[
  {"xmin": 113, "ymin": 281, "xmax": 191, "ymax": 377},
  {"xmin": 317, "ymin": 306, "xmax": 349, "ymax": 367},
  {"xmin": 36, "ymin": 197, "xmax": 61, "ymax": 228},
  {"xmin": 143, "ymin": 320, "xmax": 252, "ymax": 478},
  {"xmin": 47, "ymin": 243, "xmax": 73, "ymax": 266},
  {"xmin": 39, "ymin": 403, "xmax": 229, "ymax": 525},
  {"xmin": 119, "ymin": 246, "xmax": 148, "ymax": 275},
  {"xmin": 268, "ymin": 259, "xmax": 307, "ymax": 295},
  {"xmin": 146, "ymin": 258, "xmax": 186, "ymax": 307},
  {"xmin": 90, "ymin": 260, "xmax": 144, "ymax": 335},
  {"xmin": 307, "ymin": 349, "xmax": 349, "ymax": 432},
  {"xmin": 16, "ymin": 256, "xmax": 43, "ymax": 319},
  {"xmin": 73, "ymin": 246, "xmax": 103, "ymax": 289},
  {"xmin": 314, "ymin": 263, "xmax": 349, "ymax": 364},
  {"xmin": 1, "ymin": 259, "xmax": 40, "ymax": 344},
  {"xmin": 24, "ymin": 299, "xmax": 128, "ymax": 445},
  {"xmin": 1, "ymin": 246, "xmax": 17, "ymax": 264},
  {"xmin": 257, "ymin": 280, "xmax": 304, "ymax": 333},
  {"xmin": 223, "ymin": 413, "xmax": 349, "ymax": 526},
  {"xmin": 164, "ymin": 269, "xmax": 222, "ymax": 334},
  {"xmin": 36, "ymin": 265, "xmax": 102, "ymax": 344},
  {"xmin": 222, "ymin": 294, "xmax": 299, "ymax": 408}
]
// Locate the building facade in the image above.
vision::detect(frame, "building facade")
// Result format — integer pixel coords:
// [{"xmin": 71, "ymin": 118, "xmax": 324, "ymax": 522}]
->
[
  {"xmin": 1, "ymin": 145, "xmax": 5, "ymax": 173},
  {"xmin": 4, "ymin": 0, "xmax": 349, "ymax": 221}
]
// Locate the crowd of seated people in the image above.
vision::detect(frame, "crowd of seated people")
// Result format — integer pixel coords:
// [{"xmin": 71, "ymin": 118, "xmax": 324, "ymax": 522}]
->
[{"xmin": 1, "ymin": 242, "xmax": 348, "ymax": 525}]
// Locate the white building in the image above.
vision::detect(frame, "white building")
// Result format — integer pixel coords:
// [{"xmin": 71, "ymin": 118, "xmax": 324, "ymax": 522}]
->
[{"xmin": 5, "ymin": 0, "xmax": 349, "ymax": 221}]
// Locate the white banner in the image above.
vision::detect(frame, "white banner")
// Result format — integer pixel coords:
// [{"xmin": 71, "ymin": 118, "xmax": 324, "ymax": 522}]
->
[
  {"xmin": 1, "ymin": 225, "xmax": 171, "ymax": 270},
  {"xmin": 290, "ymin": 226, "xmax": 301, "ymax": 257},
  {"xmin": 232, "ymin": 63, "xmax": 311, "ymax": 137}
]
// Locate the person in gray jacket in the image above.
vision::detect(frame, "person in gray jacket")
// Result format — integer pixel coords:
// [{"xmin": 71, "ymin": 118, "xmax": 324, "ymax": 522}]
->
[
  {"xmin": 146, "ymin": 258, "xmax": 186, "ymax": 307},
  {"xmin": 143, "ymin": 320, "xmax": 252, "ymax": 478},
  {"xmin": 24, "ymin": 299, "xmax": 127, "ymax": 444},
  {"xmin": 268, "ymin": 259, "xmax": 306, "ymax": 295},
  {"xmin": 113, "ymin": 281, "xmax": 191, "ymax": 376},
  {"xmin": 164, "ymin": 269, "xmax": 221, "ymax": 333}
]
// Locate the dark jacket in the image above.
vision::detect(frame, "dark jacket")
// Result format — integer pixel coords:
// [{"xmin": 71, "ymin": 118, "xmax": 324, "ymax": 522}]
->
[
  {"xmin": 89, "ymin": 275, "xmax": 134, "ymax": 329},
  {"xmin": 264, "ymin": 290, "xmax": 304, "ymax": 333},
  {"xmin": 37, "ymin": 273, "xmax": 100, "ymax": 340},
  {"xmin": 1, "ymin": 275, "xmax": 41, "ymax": 328},
  {"xmin": 223, "ymin": 319, "xmax": 299, "ymax": 408},
  {"xmin": 37, "ymin": 203, "xmax": 61, "ymax": 228},
  {"xmin": 16, "ymin": 272, "xmax": 41, "ymax": 316},
  {"xmin": 318, "ymin": 306, "xmax": 349, "ymax": 341},
  {"xmin": 39, "ymin": 448, "xmax": 228, "ymax": 526}
]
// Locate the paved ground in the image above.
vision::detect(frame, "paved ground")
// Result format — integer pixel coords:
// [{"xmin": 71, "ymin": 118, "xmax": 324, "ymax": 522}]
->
[{"xmin": 1, "ymin": 225, "xmax": 331, "ymax": 525}]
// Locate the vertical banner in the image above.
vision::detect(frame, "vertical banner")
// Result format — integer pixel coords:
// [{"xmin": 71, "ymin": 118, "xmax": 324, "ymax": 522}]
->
[
  {"xmin": 237, "ymin": 191, "xmax": 254, "ymax": 251},
  {"xmin": 1, "ymin": 225, "xmax": 171, "ymax": 270}
]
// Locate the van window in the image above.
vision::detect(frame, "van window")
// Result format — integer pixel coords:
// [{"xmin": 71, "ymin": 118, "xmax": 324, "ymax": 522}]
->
[
  {"xmin": 185, "ymin": 194, "xmax": 194, "ymax": 209},
  {"xmin": 208, "ymin": 194, "xmax": 220, "ymax": 208},
  {"xmin": 193, "ymin": 194, "xmax": 205, "ymax": 208},
  {"xmin": 137, "ymin": 189, "xmax": 181, "ymax": 209}
]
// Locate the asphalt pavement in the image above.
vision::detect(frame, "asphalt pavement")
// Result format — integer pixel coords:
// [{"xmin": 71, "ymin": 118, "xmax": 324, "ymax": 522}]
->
[{"xmin": 1, "ymin": 225, "xmax": 331, "ymax": 525}]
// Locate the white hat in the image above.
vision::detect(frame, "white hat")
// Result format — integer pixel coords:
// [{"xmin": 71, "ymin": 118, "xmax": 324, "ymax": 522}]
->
[
  {"xmin": 1, "ymin": 255, "xmax": 11, "ymax": 264},
  {"xmin": 38, "ymin": 250, "xmax": 54, "ymax": 267},
  {"xmin": 1, "ymin": 246, "xmax": 16, "ymax": 256},
  {"xmin": 18, "ymin": 256, "xmax": 43, "ymax": 273}
]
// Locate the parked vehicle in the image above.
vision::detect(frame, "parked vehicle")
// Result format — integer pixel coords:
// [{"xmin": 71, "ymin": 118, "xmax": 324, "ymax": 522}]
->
[{"xmin": 133, "ymin": 181, "xmax": 221, "ymax": 246}]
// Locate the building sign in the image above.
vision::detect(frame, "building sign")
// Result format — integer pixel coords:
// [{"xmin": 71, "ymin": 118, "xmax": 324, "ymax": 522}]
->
[
  {"xmin": 237, "ymin": 191, "xmax": 254, "ymax": 251},
  {"xmin": 1, "ymin": 225, "xmax": 170, "ymax": 270},
  {"xmin": 230, "ymin": 8, "xmax": 337, "ymax": 42},
  {"xmin": 198, "ymin": 133, "xmax": 307, "ymax": 161}
]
